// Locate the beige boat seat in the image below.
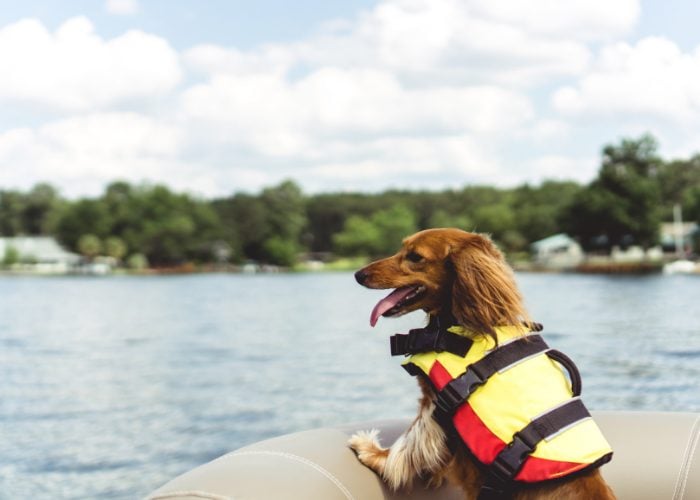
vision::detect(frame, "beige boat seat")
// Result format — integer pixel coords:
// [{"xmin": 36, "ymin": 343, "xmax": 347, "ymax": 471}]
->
[{"xmin": 147, "ymin": 411, "xmax": 700, "ymax": 500}]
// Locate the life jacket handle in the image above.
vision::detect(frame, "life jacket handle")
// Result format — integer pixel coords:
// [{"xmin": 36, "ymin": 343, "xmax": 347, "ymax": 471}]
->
[{"xmin": 545, "ymin": 349, "xmax": 582, "ymax": 396}]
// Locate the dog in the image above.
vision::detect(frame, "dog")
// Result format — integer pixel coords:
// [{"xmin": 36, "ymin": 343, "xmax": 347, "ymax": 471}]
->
[{"xmin": 349, "ymin": 228, "xmax": 616, "ymax": 499}]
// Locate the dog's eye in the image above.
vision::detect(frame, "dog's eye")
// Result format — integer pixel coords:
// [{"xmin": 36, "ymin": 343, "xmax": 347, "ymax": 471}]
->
[{"xmin": 406, "ymin": 251, "xmax": 424, "ymax": 263}]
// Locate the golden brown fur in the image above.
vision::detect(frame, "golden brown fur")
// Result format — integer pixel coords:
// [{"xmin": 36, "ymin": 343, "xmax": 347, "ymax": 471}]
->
[{"xmin": 349, "ymin": 228, "xmax": 616, "ymax": 499}]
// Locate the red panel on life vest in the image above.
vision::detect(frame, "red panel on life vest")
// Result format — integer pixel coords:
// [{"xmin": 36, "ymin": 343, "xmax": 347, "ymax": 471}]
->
[
  {"xmin": 427, "ymin": 360, "xmax": 453, "ymax": 390},
  {"xmin": 454, "ymin": 401, "xmax": 507, "ymax": 463},
  {"xmin": 518, "ymin": 456, "xmax": 588, "ymax": 482},
  {"xmin": 452, "ymin": 401, "xmax": 587, "ymax": 482}
]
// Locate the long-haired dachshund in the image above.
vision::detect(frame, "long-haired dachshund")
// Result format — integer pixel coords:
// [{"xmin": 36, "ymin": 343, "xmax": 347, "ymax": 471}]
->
[{"xmin": 349, "ymin": 228, "xmax": 615, "ymax": 500}]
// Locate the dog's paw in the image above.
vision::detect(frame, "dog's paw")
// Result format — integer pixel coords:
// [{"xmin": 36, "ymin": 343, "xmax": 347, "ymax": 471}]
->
[{"xmin": 348, "ymin": 429, "xmax": 389, "ymax": 473}]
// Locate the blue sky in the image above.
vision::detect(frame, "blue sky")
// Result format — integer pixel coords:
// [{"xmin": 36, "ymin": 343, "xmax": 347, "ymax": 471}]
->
[
  {"xmin": 0, "ymin": 1, "xmax": 380, "ymax": 49},
  {"xmin": 1, "ymin": 0, "xmax": 700, "ymax": 198}
]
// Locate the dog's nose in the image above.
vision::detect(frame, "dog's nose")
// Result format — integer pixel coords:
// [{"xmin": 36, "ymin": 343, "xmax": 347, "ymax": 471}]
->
[{"xmin": 354, "ymin": 269, "xmax": 369, "ymax": 285}]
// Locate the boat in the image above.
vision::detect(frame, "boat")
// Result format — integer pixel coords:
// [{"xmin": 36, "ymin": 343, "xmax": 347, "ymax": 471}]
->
[
  {"xmin": 663, "ymin": 260, "xmax": 699, "ymax": 274},
  {"xmin": 147, "ymin": 411, "xmax": 699, "ymax": 499}
]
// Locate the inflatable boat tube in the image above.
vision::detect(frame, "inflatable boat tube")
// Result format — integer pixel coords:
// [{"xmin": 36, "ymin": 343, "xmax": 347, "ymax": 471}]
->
[{"xmin": 147, "ymin": 411, "xmax": 699, "ymax": 500}]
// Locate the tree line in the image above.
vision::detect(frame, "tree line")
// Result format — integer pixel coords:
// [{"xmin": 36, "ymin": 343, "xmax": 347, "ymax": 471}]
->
[{"xmin": 2, "ymin": 134, "xmax": 700, "ymax": 268}]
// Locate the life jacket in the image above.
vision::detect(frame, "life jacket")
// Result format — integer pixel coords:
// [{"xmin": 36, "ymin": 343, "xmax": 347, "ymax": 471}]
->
[{"xmin": 391, "ymin": 323, "xmax": 613, "ymax": 496}]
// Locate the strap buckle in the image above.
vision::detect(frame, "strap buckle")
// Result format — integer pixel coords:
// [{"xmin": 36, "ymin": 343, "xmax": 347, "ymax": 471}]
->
[
  {"xmin": 389, "ymin": 334, "xmax": 406, "ymax": 356},
  {"xmin": 489, "ymin": 433, "xmax": 537, "ymax": 484},
  {"xmin": 390, "ymin": 327, "xmax": 472, "ymax": 357},
  {"xmin": 390, "ymin": 328, "xmax": 444, "ymax": 356},
  {"xmin": 434, "ymin": 368, "xmax": 485, "ymax": 415}
]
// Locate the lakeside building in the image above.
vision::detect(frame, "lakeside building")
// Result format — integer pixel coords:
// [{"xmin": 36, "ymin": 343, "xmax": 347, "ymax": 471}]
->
[
  {"xmin": 531, "ymin": 233, "xmax": 584, "ymax": 269},
  {"xmin": 531, "ymin": 222, "xmax": 697, "ymax": 274},
  {"xmin": 0, "ymin": 236, "xmax": 81, "ymax": 274},
  {"xmin": 659, "ymin": 222, "xmax": 699, "ymax": 256}
]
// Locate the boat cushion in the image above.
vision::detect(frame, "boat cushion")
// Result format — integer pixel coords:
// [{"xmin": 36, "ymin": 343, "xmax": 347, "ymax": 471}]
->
[{"xmin": 147, "ymin": 411, "xmax": 700, "ymax": 500}]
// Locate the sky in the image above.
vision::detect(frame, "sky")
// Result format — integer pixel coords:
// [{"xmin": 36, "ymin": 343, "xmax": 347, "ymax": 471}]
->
[{"xmin": 1, "ymin": 0, "xmax": 700, "ymax": 198}]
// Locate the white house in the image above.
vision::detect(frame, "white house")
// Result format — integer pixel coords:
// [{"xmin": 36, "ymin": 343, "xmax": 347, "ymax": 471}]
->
[
  {"xmin": 0, "ymin": 236, "xmax": 81, "ymax": 273},
  {"xmin": 531, "ymin": 233, "xmax": 584, "ymax": 269},
  {"xmin": 659, "ymin": 222, "xmax": 699, "ymax": 256}
]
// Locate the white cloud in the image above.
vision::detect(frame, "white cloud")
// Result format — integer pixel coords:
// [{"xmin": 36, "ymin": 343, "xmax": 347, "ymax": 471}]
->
[
  {"xmin": 0, "ymin": 17, "xmax": 181, "ymax": 111},
  {"xmin": 553, "ymin": 37, "xmax": 700, "ymax": 123},
  {"xmin": 11, "ymin": 0, "xmax": 700, "ymax": 197},
  {"xmin": 0, "ymin": 113, "xmax": 182, "ymax": 196},
  {"xmin": 524, "ymin": 119, "xmax": 571, "ymax": 143},
  {"xmin": 181, "ymin": 66, "xmax": 534, "ymax": 141},
  {"xmin": 303, "ymin": 133, "xmax": 501, "ymax": 192},
  {"xmin": 358, "ymin": 0, "xmax": 595, "ymax": 84},
  {"xmin": 105, "ymin": 0, "xmax": 140, "ymax": 16},
  {"xmin": 470, "ymin": 0, "xmax": 639, "ymax": 41},
  {"xmin": 178, "ymin": 65, "xmax": 534, "ymax": 192},
  {"xmin": 184, "ymin": 0, "xmax": 640, "ymax": 87},
  {"xmin": 184, "ymin": 43, "xmax": 297, "ymax": 77}
]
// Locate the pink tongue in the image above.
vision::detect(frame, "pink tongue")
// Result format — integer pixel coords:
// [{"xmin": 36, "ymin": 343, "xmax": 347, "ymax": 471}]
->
[{"xmin": 370, "ymin": 287, "xmax": 415, "ymax": 327}]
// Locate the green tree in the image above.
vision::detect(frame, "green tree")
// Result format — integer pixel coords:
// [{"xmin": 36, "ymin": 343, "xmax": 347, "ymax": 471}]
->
[
  {"xmin": 22, "ymin": 183, "xmax": 61, "ymax": 235},
  {"xmin": 683, "ymin": 185, "xmax": 700, "ymax": 224},
  {"xmin": 213, "ymin": 181, "xmax": 308, "ymax": 265},
  {"xmin": 213, "ymin": 193, "xmax": 266, "ymax": 261},
  {"xmin": 103, "ymin": 181, "xmax": 137, "ymax": 237},
  {"xmin": 372, "ymin": 204, "xmax": 418, "ymax": 254},
  {"xmin": 500, "ymin": 230, "xmax": 528, "ymax": 252},
  {"xmin": 259, "ymin": 180, "xmax": 307, "ymax": 265},
  {"xmin": 333, "ymin": 215, "xmax": 383, "ymax": 256},
  {"xmin": 511, "ymin": 181, "xmax": 582, "ymax": 243},
  {"xmin": 127, "ymin": 253, "xmax": 149, "ymax": 271},
  {"xmin": 428, "ymin": 210, "xmax": 473, "ymax": 231},
  {"xmin": 306, "ymin": 193, "xmax": 379, "ymax": 252},
  {"xmin": 260, "ymin": 180, "xmax": 306, "ymax": 239},
  {"xmin": 78, "ymin": 234, "xmax": 102, "ymax": 259},
  {"xmin": 135, "ymin": 186, "xmax": 199, "ymax": 265},
  {"xmin": 0, "ymin": 190, "xmax": 25, "ymax": 236},
  {"xmin": 658, "ymin": 156, "xmax": 700, "ymax": 204},
  {"xmin": 54, "ymin": 198, "xmax": 112, "ymax": 249},
  {"xmin": 109, "ymin": 184, "xmax": 224, "ymax": 266},
  {"xmin": 564, "ymin": 135, "xmax": 662, "ymax": 249},
  {"xmin": 471, "ymin": 204, "xmax": 516, "ymax": 238},
  {"xmin": 657, "ymin": 154, "xmax": 700, "ymax": 220},
  {"xmin": 334, "ymin": 204, "xmax": 417, "ymax": 256},
  {"xmin": 104, "ymin": 236, "xmax": 128, "ymax": 262},
  {"xmin": 2, "ymin": 245, "xmax": 19, "ymax": 267},
  {"xmin": 263, "ymin": 236, "xmax": 299, "ymax": 267}
]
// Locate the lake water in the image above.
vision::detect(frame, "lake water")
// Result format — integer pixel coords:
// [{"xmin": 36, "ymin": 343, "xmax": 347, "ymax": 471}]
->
[{"xmin": 1, "ymin": 272, "xmax": 699, "ymax": 499}]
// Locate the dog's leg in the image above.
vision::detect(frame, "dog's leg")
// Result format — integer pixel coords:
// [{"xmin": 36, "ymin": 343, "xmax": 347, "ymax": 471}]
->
[{"xmin": 348, "ymin": 391, "xmax": 449, "ymax": 491}]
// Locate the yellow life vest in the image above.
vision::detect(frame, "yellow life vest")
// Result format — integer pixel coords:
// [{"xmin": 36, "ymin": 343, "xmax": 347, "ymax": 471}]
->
[{"xmin": 400, "ymin": 326, "xmax": 613, "ymax": 484}]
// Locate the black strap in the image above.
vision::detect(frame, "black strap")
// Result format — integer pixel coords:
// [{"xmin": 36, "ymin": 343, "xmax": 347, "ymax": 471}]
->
[
  {"xmin": 390, "ymin": 328, "xmax": 472, "ymax": 357},
  {"xmin": 434, "ymin": 335, "xmax": 548, "ymax": 418},
  {"xmin": 546, "ymin": 349, "xmax": 582, "ymax": 396},
  {"xmin": 477, "ymin": 483, "xmax": 514, "ymax": 500},
  {"xmin": 479, "ymin": 398, "xmax": 591, "ymax": 499}
]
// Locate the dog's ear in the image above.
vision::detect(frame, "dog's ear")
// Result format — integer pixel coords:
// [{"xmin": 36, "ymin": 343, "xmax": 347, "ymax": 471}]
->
[{"xmin": 448, "ymin": 234, "xmax": 528, "ymax": 338}]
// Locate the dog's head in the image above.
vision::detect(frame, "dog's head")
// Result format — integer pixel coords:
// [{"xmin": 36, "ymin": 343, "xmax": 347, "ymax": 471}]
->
[{"xmin": 355, "ymin": 228, "xmax": 528, "ymax": 335}]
